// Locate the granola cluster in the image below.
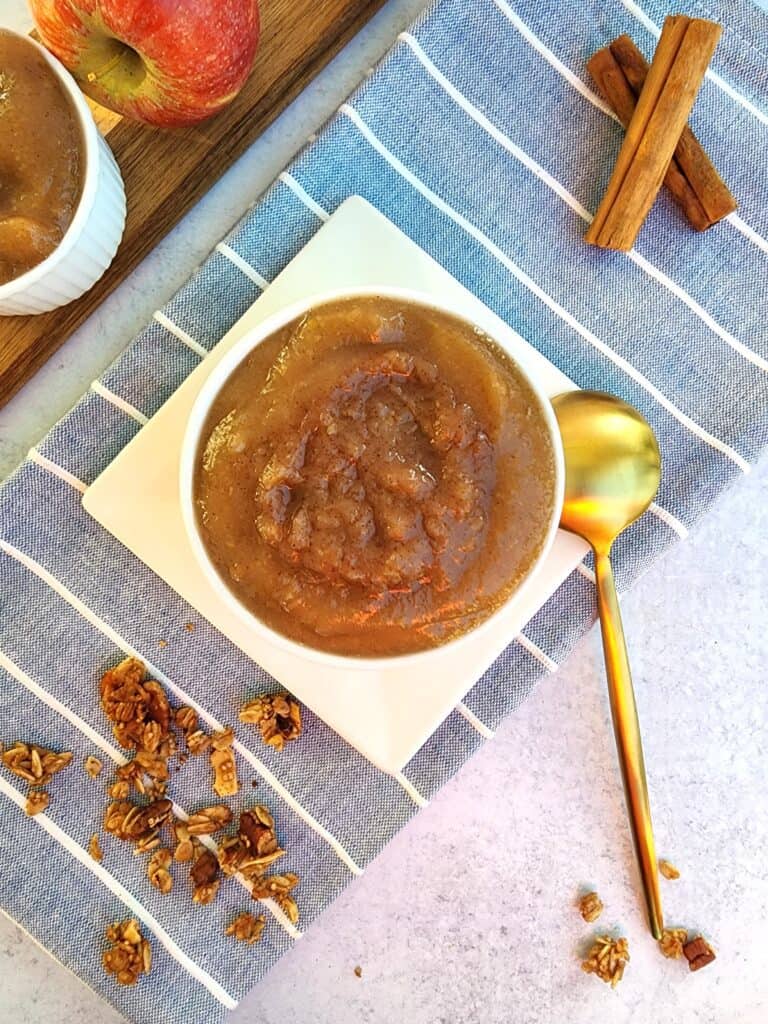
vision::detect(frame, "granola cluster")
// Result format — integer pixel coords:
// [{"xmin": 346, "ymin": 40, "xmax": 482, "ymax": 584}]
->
[
  {"xmin": 239, "ymin": 693, "xmax": 302, "ymax": 752},
  {"xmin": 1, "ymin": 741, "xmax": 73, "ymax": 816},
  {"xmin": 578, "ymin": 891, "xmax": 603, "ymax": 923},
  {"xmin": 581, "ymin": 935, "xmax": 630, "ymax": 988},
  {"xmin": 103, "ymin": 919, "xmax": 151, "ymax": 986},
  {"xmin": 94, "ymin": 657, "xmax": 304, "ymax": 983}
]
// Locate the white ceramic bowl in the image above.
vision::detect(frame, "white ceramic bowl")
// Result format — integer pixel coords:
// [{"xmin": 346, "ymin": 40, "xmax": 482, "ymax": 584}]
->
[
  {"xmin": 0, "ymin": 30, "xmax": 126, "ymax": 316},
  {"xmin": 180, "ymin": 286, "xmax": 565, "ymax": 670}
]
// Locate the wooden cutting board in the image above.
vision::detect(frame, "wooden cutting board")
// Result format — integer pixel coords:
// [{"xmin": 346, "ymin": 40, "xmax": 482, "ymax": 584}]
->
[{"xmin": 0, "ymin": 0, "xmax": 386, "ymax": 407}]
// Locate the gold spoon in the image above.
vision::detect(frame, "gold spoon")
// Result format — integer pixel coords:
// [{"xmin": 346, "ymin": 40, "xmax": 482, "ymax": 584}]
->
[{"xmin": 552, "ymin": 390, "xmax": 664, "ymax": 939}]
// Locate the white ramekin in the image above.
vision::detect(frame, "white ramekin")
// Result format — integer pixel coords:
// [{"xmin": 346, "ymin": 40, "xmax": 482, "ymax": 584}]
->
[
  {"xmin": 180, "ymin": 286, "xmax": 565, "ymax": 670},
  {"xmin": 0, "ymin": 30, "xmax": 126, "ymax": 316}
]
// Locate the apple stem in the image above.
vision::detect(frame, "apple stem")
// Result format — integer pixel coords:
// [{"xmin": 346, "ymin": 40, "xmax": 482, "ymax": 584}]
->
[{"xmin": 86, "ymin": 51, "xmax": 123, "ymax": 84}]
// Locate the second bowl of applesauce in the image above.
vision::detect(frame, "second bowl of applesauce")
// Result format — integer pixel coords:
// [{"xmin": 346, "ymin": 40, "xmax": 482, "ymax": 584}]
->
[{"xmin": 181, "ymin": 289, "xmax": 563, "ymax": 661}]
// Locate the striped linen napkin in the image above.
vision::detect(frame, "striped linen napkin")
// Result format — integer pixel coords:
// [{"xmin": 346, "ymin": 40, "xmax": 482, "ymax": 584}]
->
[{"xmin": 1, "ymin": 0, "xmax": 766, "ymax": 1020}]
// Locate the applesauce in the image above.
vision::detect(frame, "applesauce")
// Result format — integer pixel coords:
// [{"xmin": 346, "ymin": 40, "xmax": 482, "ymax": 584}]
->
[
  {"xmin": 0, "ymin": 30, "xmax": 84, "ymax": 285},
  {"xmin": 194, "ymin": 297, "xmax": 557, "ymax": 656}
]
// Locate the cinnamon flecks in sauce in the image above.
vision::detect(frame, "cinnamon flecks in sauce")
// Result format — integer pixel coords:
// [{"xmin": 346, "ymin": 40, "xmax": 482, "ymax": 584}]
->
[{"xmin": 195, "ymin": 298, "xmax": 556, "ymax": 656}]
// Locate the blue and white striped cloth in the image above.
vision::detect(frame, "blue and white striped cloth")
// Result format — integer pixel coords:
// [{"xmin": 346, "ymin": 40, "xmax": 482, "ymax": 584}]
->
[{"xmin": 1, "ymin": 1, "xmax": 766, "ymax": 1020}]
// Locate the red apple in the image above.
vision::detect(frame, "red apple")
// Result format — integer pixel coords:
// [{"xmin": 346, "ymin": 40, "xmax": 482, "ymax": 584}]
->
[{"xmin": 29, "ymin": 0, "xmax": 260, "ymax": 127}]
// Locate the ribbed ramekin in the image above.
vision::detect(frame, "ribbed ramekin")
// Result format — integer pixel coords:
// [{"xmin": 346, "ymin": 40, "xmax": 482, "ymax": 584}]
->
[{"xmin": 0, "ymin": 30, "xmax": 126, "ymax": 316}]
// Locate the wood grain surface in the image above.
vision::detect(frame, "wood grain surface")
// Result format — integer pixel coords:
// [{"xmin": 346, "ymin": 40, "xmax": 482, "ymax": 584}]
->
[{"xmin": 0, "ymin": 0, "xmax": 385, "ymax": 407}]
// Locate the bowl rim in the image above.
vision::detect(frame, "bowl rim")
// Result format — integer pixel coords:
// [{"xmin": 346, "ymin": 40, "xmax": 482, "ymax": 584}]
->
[
  {"xmin": 179, "ymin": 285, "xmax": 565, "ymax": 671},
  {"xmin": 0, "ymin": 28, "xmax": 101, "ymax": 300}
]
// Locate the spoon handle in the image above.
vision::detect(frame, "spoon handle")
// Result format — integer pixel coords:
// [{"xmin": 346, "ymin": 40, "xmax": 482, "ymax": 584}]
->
[{"xmin": 593, "ymin": 549, "xmax": 664, "ymax": 940}]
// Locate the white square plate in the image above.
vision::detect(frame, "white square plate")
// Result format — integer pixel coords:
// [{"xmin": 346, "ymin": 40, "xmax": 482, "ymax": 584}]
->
[{"xmin": 83, "ymin": 197, "xmax": 588, "ymax": 776}]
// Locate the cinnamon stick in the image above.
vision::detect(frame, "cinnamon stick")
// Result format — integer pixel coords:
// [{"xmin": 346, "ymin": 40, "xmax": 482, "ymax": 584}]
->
[
  {"xmin": 585, "ymin": 15, "xmax": 723, "ymax": 250},
  {"xmin": 608, "ymin": 34, "xmax": 736, "ymax": 228},
  {"xmin": 586, "ymin": 46, "xmax": 711, "ymax": 230}
]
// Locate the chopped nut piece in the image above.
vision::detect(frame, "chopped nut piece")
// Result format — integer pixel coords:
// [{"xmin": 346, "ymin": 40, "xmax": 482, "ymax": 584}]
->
[
  {"xmin": 103, "ymin": 918, "xmax": 151, "ymax": 986},
  {"xmin": 190, "ymin": 849, "xmax": 219, "ymax": 887},
  {"xmin": 225, "ymin": 912, "xmax": 266, "ymax": 945},
  {"xmin": 659, "ymin": 859, "xmax": 680, "ymax": 880},
  {"xmin": 211, "ymin": 726, "xmax": 234, "ymax": 750},
  {"xmin": 2, "ymin": 742, "xmax": 73, "ymax": 786},
  {"xmin": 25, "ymin": 789, "xmax": 49, "ymax": 816},
  {"xmin": 659, "ymin": 928, "xmax": 688, "ymax": 959},
  {"xmin": 211, "ymin": 747, "xmax": 238, "ymax": 797},
  {"xmin": 581, "ymin": 935, "xmax": 630, "ymax": 988},
  {"xmin": 186, "ymin": 730, "xmax": 211, "ymax": 756},
  {"xmin": 187, "ymin": 805, "xmax": 233, "ymax": 835},
  {"xmin": 84, "ymin": 755, "xmax": 103, "ymax": 779},
  {"xmin": 578, "ymin": 891, "xmax": 603, "ymax": 923},
  {"xmin": 147, "ymin": 848, "xmax": 173, "ymax": 894},
  {"xmin": 175, "ymin": 706, "xmax": 198, "ymax": 734},
  {"xmin": 683, "ymin": 935, "xmax": 716, "ymax": 972},
  {"xmin": 88, "ymin": 833, "xmax": 104, "ymax": 862},
  {"xmin": 354, "ymin": 966, "xmax": 362, "ymax": 979},
  {"xmin": 239, "ymin": 693, "xmax": 302, "ymax": 752},
  {"xmin": 193, "ymin": 880, "xmax": 220, "ymax": 905}
]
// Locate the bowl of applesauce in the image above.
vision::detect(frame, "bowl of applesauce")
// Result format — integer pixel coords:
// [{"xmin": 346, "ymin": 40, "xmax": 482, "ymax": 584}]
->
[
  {"xmin": 180, "ymin": 288, "xmax": 564, "ymax": 665},
  {"xmin": 0, "ymin": 28, "xmax": 125, "ymax": 315}
]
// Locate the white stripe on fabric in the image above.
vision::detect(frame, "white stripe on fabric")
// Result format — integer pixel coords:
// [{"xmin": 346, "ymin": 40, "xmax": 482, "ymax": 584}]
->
[
  {"xmin": 394, "ymin": 772, "xmax": 429, "ymax": 807},
  {"xmin": 0, "ymin": 539, "xmax": 363, "ymax": 878},
  {"xmin": 456, "ymin": 702, "xmax": 495, "ymax": 738},
  {"xmin": 0, "ymin": 648, "xmax": 129, "ymax": 764},
  {"xmin": 401, "ymin": 32, "xmax": 768, "ymax": 375},
  {"xmin": 153, "ymin": 311, "xmax": 208, "ymax": 358},
  {"xmin": 619, "ymin": 0, "xmax": 768, "ymax": 128},
  {"xmin": 215, "ymin": 242, "xmax": 271, "ymax": 289},
  {"xmin": 90, "ymin": 381, "xmax": 149, "ymax": 426},
  {"xmin": 489, "ymin": 0, "xmax": 619, "ymax": 120},
  {"xmin": 0, "ymin": 640, "xmax": 300, "ymax": 937},
  {"xmin": 278, "ymin": 172, "xmax": 330, "ymax": 221},
  {"xmin": 649, "ymin": 501, "xmax": 689, "ymax": 539},
  {"xmin": 339, "ymin": 105, "xmax": 751, "ymax": 473},
  {"xmin": 516, "ymin": 632, "xmax": 558, "ymax": 672},
  {"xmin": 0, "ymin": 776, "xmax": 238, "ymax": 1010},
  {"xmin": 490, "ymin": 0, "xmax": 768, "ymax": 256},
  {"xmin": 727, "ymin": 213, "xmax": 768, "ymax": 257},
  {"xmin": 27, "ymin": 449, "xmax": 87, "ymax": 493},
  {"xmin": 627, "ymin": 252, "xmax": 768, "ymax": 374},
  {"xmin": 576, "ymin": 562, "xmax": 597, "ymax": 584}
]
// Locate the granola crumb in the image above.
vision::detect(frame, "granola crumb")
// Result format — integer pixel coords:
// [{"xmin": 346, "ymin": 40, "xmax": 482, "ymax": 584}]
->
[
  {"xmin": 25, "ymin": 789, "xmax": 49, "ymax": 816},
  {"xmin": 157, "ymin": 639, "xmax": 168, "ymax": 648},
  {"xmin": 659, "ymin": 928, "xmax": 688, "ymax": 959},
  {"xmin": 147, "ymin": 848, "xmax": 173, "ymax": 894},
  {"xmin": 89, "ymin": 833, "xmax": 104, "ymax": 862},
  {"xmin": 84, "ymin": 755, "xmax": 103, "ymax": 779},
  {"xmin": 225, "ymin": 912, "xmax": 266, "ymax": 945},
  {"xmin": 184, "ymin": 622, "xmax": 196, "ymax": 633},
  {"xmin": 578, "ymin": 891, "xmax": 603, "ymax": 923},
  {"xmin": 239, "ymin": 693, "xmax": 302, "ymax": 752},
  {"xmin": 354, "ymin": 965, "xmax": 362, "ymax": 978},
  {"xmin": 103, "ymin": 919, "xmax": 151, "ymax": 986},
  {"xmin": 683, "ymin": 935, "xmax": 716, "ymax": 972},
  {"xmin": 659, "ymin": 859, "xmax": 680, "ymax": 880},
  {"xmin": 581, "ymin": 935, "xmax": 630, "ymax": 988}
]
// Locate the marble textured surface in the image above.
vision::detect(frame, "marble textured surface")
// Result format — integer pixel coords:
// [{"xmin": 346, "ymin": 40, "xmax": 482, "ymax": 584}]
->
[{"xmin": 1, "ymin": 2, "xmax": 767, "ymax": 1022}]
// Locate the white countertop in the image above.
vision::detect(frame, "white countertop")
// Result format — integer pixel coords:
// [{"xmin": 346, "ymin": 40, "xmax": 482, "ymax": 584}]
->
[{"xmin": 1, "ymin": 3, "xmax": 767, "ymax": 1023}]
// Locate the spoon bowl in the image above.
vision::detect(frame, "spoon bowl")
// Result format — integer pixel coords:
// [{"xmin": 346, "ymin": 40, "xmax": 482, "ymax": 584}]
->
[
  {"xmin": 555, "ymin": 390, "xmax": 661, "ymax": 551},
  {"xmin": 553, "ymin": 390, "xmax": 664, "ymax": 940}
]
